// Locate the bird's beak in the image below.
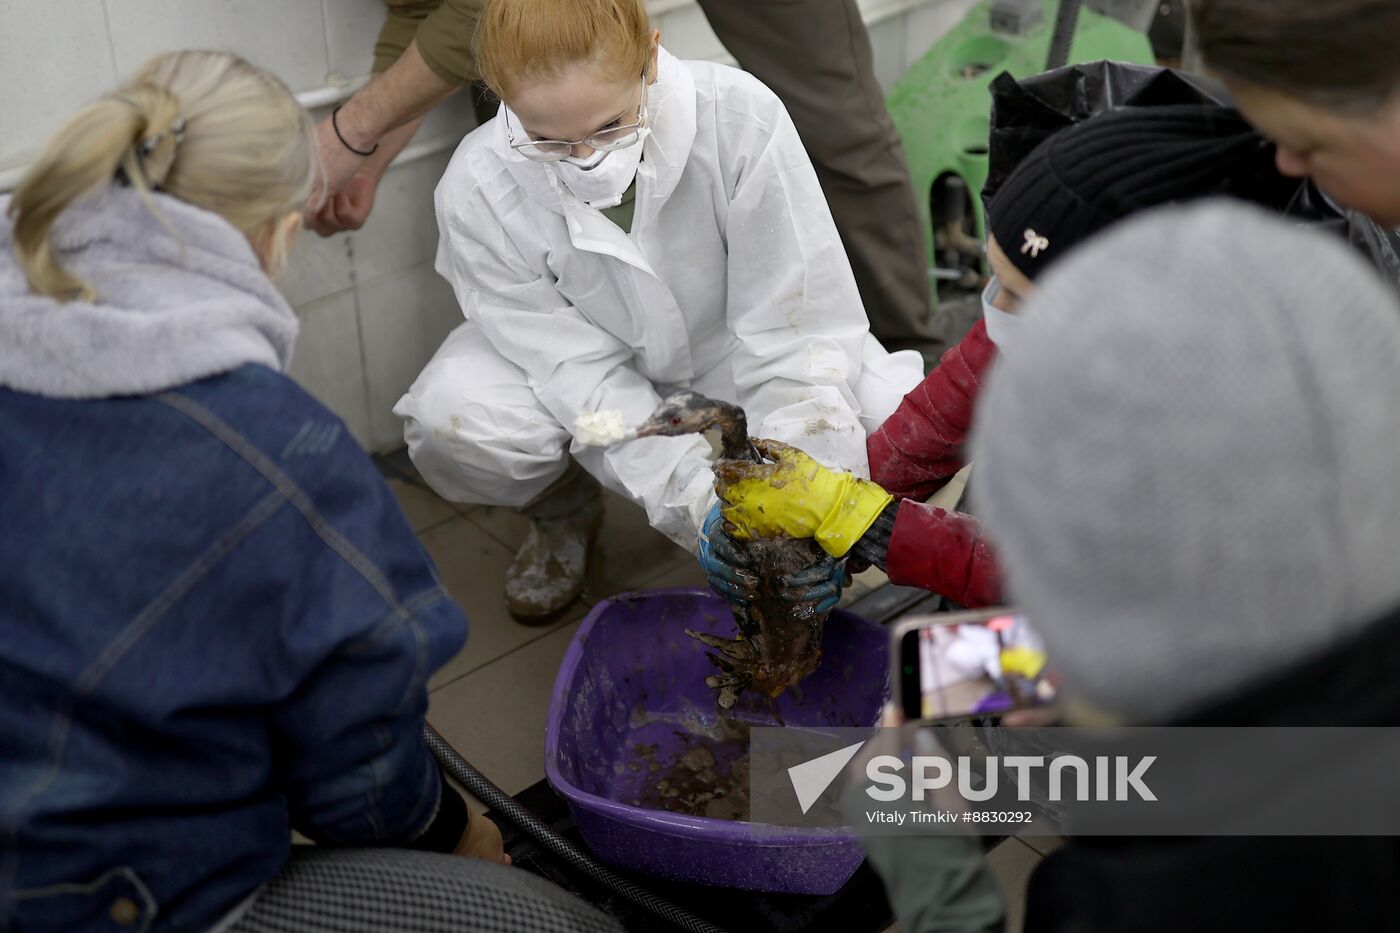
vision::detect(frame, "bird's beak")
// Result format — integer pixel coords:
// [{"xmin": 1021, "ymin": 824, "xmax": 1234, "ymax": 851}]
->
[{"xmin": 632, "ymin": 422, "xmax": 666, "ymax": 439}]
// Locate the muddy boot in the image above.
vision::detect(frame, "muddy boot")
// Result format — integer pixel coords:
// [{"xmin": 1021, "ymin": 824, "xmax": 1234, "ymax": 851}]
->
[{"xmin": 505, "ymin": 465, "xmax": 603, "ymax": 624}]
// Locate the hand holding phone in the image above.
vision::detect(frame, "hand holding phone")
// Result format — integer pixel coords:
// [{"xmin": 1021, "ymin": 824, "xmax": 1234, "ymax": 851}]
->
[{"xmin": 891, "ymin": 609, "xmax": 1058, "ymax": 723}]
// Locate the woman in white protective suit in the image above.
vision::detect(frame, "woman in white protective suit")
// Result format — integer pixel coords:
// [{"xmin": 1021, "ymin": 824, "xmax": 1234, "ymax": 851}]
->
[{"xmin": 396, "ymin": 0, "xmax": 924, "ymax": 622}]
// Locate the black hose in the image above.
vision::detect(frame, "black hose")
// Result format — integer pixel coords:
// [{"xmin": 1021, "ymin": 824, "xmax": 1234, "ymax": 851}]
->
[
  {"xmin": 1046, "ymin": 0, "xmax": 1083, "ymax": 71},
  {"xmin": 424, "ymin": 723, "xmax": 730, "ymax": 933}
]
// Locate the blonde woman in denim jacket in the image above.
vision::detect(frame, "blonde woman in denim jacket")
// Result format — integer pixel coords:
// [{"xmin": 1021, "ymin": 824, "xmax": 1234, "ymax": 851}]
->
[{"xmin": 0, "ymin": 51, "xmax": 615, "ymax": 933}]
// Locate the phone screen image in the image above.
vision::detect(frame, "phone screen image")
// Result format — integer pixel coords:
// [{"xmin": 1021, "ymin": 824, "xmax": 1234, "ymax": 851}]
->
[{"xmin": 900, "ymin": 613, "xmax": 1056, "ymax": 722}]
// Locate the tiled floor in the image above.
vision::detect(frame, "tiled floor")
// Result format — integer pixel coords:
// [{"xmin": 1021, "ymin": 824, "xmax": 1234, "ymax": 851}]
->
[
  {"xmin": 381, "ymin": 458, "xmax": 706, "ymax": 793},
  {"xmin": 380, "ymin": 453, "xmax": 1046, "ymax": 926}
]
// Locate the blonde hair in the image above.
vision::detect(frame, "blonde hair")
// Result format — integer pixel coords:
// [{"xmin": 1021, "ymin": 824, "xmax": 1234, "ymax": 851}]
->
[
  {"xmin": 7, "ymin": 50, "xmax": 315, "ymax": 303},
  {"xmin": 476, "ymin": 0, "xmax": 651, "ymax": 100}
]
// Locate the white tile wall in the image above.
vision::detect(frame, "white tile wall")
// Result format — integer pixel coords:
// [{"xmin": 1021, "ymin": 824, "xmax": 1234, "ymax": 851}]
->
[
  {"xmin": 104, "ymin": 0, "xmax": 331, "ymax": 93},
  {"xmin": 280, "ymin": 228, "xmax": 355, "ymax": 309},
  {"xmin": 2, "ymin": 0, "xmax": 977, "ymax": 450},
  {"xmin": 652, "ymin": 4, "xmax": 731, "ymax": 64},
  {"xmin": 356, "ymin": 260, "xmax": 465, "ymax": 449},
  {"xmin": 868, "ymin": 14, "xmax": 911, "ymax": 91},
  {"xmin": 348, "ymin": 148, "xmax": 456, "ymax": 284},
  {"xmin": 0, "ymin": 1, "xmax": 118, "ymax": 169},
  {"xmin": 287, "ymin": 288, "xmax": 374, "ymax": 445},
  {"xmin": 322, "ymin": 0, "xmax": 387, "ymax": 80}
]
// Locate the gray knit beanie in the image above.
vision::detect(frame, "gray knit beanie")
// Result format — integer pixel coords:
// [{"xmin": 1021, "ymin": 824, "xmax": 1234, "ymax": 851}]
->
[{"xmin": 970, "ymin": 201, "xmax": 1400, "ymax": 722}]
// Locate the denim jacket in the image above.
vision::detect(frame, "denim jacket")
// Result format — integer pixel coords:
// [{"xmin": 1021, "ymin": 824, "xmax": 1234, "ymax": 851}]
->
[{"xmin": 0, "ymin": 365, "xmax": 468, "ymax": 931}]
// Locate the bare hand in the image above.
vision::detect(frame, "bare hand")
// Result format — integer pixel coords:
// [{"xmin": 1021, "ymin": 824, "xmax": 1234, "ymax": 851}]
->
[
  {"xmin": 453, "ymin": 812, "xmax": 511, "ymax": 865},
  {"xmin": 311, "ymin": 115, "xmax": 372, "ymax": 217},
  {"xmin": 310, "ymin": 169, "xmax": 382, "ymax": 236},
  {"xmin": 307, "ymin": 42, "xmax": 452, "ymax": 236}
]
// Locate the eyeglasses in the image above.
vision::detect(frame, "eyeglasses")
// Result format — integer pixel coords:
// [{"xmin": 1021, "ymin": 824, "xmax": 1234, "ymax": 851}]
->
[{"xmin": 505, "ymin": 75, "xmax": 649, "ymax": 162}]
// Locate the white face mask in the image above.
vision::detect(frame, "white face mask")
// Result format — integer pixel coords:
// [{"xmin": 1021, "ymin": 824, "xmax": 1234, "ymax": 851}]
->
[
  {"xmin": 982, "ymin": 277, "xmax": 1019, "ymax": 351},
  {"xmin": 553, "ymin": 129, "xmax": 651, "ymax": 209}
]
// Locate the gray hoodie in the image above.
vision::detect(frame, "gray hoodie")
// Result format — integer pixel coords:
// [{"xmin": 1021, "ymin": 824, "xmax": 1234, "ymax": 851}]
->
[
  {"xmin": 972, "ymin": 200, "xmax": 1400, "ymax": 722},
  {"xmin": 0, "ymin": 185, "xmax": 296, "ymax": 399}
]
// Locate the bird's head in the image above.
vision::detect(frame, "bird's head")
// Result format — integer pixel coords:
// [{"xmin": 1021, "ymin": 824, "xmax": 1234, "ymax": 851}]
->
[
  {"xmin": 634, "ymin": 391, "xmax": 753, "ymax": 460},
  {"xmin": 634, "ymin": 391, "xmax": 741, "ymax": 438}
]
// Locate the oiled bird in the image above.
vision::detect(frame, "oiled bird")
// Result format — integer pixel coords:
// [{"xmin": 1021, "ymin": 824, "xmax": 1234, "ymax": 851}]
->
[{"xmin": 635, "ymin": 391, "xmax": 830, "ymax": 710}]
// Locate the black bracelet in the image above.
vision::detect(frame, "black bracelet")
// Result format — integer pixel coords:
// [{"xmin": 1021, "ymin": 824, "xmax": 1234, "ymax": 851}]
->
[{"xmin": 331, "ymin": 104, "xmax": 379, "ymax": 157}]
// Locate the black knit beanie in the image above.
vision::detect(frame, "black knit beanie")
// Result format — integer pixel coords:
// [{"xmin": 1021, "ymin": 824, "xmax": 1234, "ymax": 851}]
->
[{"xmin": 988, "ymin": 104, "xmax": 1280, "ymax": 279}]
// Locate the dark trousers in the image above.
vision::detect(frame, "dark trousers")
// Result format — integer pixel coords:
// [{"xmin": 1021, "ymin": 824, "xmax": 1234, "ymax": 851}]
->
[{"xmin": 698, "ymin": 0, "xmax": 941, "ymax": 354}]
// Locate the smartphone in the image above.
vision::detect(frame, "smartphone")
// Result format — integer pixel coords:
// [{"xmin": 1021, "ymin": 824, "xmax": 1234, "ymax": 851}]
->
[{"xmin": 891, "ymin": 609, "xmax": 1058, "ymax": 723}]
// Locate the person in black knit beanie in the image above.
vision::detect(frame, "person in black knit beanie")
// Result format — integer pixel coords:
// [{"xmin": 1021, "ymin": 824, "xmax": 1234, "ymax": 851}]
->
[{"xmin": 986, "ymin": 103, "xmax": 1286, "ymax": 283}]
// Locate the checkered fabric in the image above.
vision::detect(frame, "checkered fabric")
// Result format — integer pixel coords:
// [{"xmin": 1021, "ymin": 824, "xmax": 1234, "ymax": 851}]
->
[{"xmin": 227, "ymin": 847, "xmax": 623, "ymax": 932}]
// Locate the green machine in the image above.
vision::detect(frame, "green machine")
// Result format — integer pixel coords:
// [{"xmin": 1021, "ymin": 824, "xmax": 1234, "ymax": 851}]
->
[{"xmin": 887, "ymin": 0, "xmax": 1154, "ymax": 304}]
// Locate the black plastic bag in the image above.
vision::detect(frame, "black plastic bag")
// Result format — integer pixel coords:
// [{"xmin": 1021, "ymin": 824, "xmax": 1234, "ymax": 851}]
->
[
  {"xmin": 982, "ymin": 60, "xmax": 1400, "ymax": 290},
  {"xmin": 984, "ymin": 61, "xmax": 1228, "ymax": 200}
]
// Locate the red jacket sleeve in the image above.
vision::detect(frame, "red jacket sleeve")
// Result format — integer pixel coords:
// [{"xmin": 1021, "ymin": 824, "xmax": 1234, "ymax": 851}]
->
[
  {"xmin": 885, "ymin": 499, "xmax": 1004, "ymax": 608},
  {"xmin": 867, "ymin": 319, "xmax": 998, "ymax": 502}
]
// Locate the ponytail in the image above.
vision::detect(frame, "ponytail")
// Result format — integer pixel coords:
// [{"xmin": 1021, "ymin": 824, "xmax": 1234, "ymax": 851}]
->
[
  {"xmin": 6, "ymin": 51, "xmax": 315, "ymax": 304},
  {"xmin": 9, "ymin": 83, "xmax": 181, "ymax": 302}
]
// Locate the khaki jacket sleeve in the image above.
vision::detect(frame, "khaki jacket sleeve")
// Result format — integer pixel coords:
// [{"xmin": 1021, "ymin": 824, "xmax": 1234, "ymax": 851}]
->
[{"xmin": 373, "ymin": 0, "xmax": 484, "ymax": 84}]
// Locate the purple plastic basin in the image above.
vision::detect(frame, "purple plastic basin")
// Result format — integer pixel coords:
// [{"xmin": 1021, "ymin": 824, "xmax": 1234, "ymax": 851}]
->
[{"xmin": 544, "ymin": 588, "xmax": 889, "ymax": 895}]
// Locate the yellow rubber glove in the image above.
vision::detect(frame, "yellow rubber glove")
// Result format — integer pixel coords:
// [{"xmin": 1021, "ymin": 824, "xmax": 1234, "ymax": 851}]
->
[
  {"xmin": 715, "ymin": 438, "xmax": 894, "ymax": 558},
  {"xmin": 999, "ymin": 646, "xmax": 1048, "ymax": 681}
]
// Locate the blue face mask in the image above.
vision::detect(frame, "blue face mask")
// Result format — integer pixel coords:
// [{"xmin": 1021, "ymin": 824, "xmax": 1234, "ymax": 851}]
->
[{"xmin": 982, "ymin": 277, "xmax": 1018, "ymax": 351}]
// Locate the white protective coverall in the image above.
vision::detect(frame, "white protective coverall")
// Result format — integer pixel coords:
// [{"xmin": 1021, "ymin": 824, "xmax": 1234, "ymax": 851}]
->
[{"xmin": 396, "ymin": 48, "xmax": 924, "ymax": 549}]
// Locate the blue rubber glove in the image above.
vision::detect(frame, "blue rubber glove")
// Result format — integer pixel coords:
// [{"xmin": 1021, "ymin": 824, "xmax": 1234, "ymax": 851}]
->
[
  {"xmin": 699, "ymin": 502, "xmax": 757, "ymax": 607},
  {"xmin": 781, "ymin": 554, "xmax": 846, "ymax": 614},
  {"xmin": 700, "ymin": 503, "xmax": 846, "ymax": 612}
]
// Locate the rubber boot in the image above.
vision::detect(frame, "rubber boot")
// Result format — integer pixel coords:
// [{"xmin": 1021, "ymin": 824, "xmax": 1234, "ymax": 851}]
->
[{"xmin": 505, "ymin": 463, "xmax": 604, "ymax": 624}]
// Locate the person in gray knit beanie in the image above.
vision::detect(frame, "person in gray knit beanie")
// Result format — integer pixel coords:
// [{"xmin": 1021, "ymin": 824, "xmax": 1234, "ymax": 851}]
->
[{"xmin": 970, "ymin": 199, "xmax": 1400, "ymax": 723}]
